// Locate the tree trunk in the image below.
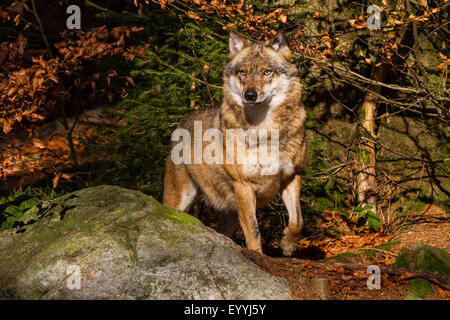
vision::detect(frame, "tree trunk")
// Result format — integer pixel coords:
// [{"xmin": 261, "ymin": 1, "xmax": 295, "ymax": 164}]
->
[
  {"xmin": 355, "ymin": 0, "xmax": 414, "ymax": 217},
  {"xmin": 356, "ymin": 65, "xmax": 387, "ymax": 214}
]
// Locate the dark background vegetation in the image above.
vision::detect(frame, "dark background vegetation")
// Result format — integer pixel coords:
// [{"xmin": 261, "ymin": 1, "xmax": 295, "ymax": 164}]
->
[{"xmin": 0, "ymin": 0, "xmax": 448, "ymax": 256}]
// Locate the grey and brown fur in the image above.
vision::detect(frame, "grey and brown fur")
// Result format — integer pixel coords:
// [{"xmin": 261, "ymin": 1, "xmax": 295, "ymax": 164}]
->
[{"xmin": 163, "ymin": 32, "xmax": 306, "ymax": 256}]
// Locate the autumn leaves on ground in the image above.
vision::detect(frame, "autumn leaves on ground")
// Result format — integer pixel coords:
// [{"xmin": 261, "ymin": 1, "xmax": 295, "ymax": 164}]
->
[
  {"xmin": 264, "ymin": 206, "xmax": 450, "ymax": 300},
  {"xmin": 1, "ymin": 0, "xmax": 449, "ymax": 300}
]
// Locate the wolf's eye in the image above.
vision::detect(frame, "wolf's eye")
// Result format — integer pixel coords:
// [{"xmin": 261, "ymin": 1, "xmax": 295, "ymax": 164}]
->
[
  {"xmin": 263, "ymin": 69, "xmax": 273, "ymax": 75},
  {"xmin": 238, "ymin": 69, "xmax": 247, "ymax": 76}
]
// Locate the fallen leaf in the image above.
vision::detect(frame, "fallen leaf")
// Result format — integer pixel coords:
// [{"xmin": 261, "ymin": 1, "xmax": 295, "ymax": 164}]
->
[
  {"xmin": 52, "ymin": 174, "xmax": 60, "ymax": 189},
  {"xmin": 278, "ymin": 13, "xmax": 287, "ymax": 23},
  {"xmin": 186, "ymin": 11, "xmax": 202, "ymax": 21}
]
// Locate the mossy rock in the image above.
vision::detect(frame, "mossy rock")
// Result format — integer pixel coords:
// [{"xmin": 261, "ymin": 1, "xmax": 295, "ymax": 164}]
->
[
  {"xmin": 409, "ymin": 278, "xmax": 432, "ymax": 298},
  {"xmin": 0, "ymin": 185, "xmax": 291, "ymax": 300},
  {"xmin": 393, "ymin": 243, "xmax": 450, "ymax": 277},
  {"xmin": 403, "ymin": 292, "xmax": 422, "ymax": 300},
  {"xmin": 402, "ymin": 278, "xmax": 433, "ymax": 300},
  {"xmin": 394, "ymin": 244, "xmax": 449, "ymax": 299}
]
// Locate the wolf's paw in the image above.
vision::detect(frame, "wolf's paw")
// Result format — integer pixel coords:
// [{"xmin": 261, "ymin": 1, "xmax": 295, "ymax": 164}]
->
[{"xmin": 280, "ymin": 225, "xmax": 302, "ymax": 256}]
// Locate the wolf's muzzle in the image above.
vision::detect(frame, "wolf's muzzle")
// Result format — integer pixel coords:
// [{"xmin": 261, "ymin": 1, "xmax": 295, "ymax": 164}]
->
[{"xmin": 244, "ymin": 88, "xmax": 258, "ymax": 102}]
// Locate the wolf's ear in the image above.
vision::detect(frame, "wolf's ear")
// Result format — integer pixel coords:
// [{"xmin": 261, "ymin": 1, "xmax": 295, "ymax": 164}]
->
[
  {"xmin": 269, "ymin": 33, "xmax": 291, "ymax": 60},
  {"xmin": 229, "ymin": 32, "xmax": 249, "ymax": 57}
]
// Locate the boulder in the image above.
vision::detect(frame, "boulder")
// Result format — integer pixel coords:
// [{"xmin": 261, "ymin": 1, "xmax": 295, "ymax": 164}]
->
[
  {"xmin": 393, "ymin": 243, "xmax": 450, "ymax": 276},
  {"xmin": 0, "ymin": 185, "xmax": 291, "ymax": 299},
  {"xmin": 393, "ymin": 243, "xmax": 450, "ymax": 300}
]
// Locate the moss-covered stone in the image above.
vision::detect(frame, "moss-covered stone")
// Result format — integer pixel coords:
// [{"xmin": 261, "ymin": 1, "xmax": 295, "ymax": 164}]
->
[
  {"xmin": 394, "ymin": 243, "xmax": 450, "ymax": 277},
  {"xmin": 393, "ymin": 247, "xmax": 413, "ymax": 269},
  {"xmin": 412, "ymin": 244, "xmax": 450, "ymax": 277},
  {"xmin": 409, "ymin": 278, "xmax": 432, "ymax": 298},
  {"xmin": 394, "ymin": 244, "xmax": 449, "ymax": 300},
  {"xmin": 0, "ymin": 185, "xmax": 291, "ymax": 300},
  {"xmin": 404, "ymin": 292, "xmax": 421, "ymax": 300}
]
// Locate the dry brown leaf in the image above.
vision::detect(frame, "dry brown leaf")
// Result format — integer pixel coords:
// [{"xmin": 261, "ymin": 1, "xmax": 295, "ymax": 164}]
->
[
  {"xmin": 52, "ymin": 174, "xmax": 60, "ymax": 189},
  {"xmin": 186, "ymin": 11, "xmax": 202, "ymax": 21},
  {"xmin": 32, "ymin": 139, "xmax": 46, "ymax": 149}
]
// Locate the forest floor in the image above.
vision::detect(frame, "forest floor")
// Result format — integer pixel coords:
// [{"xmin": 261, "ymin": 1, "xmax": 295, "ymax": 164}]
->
[{"xmin": 242, "ymin": 205, "xmax": 450, "ymax": 300}]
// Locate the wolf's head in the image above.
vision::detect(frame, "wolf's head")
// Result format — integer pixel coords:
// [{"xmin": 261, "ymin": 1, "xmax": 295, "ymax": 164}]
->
[{"xmin": 223, "ymin": 32, "xmax": 299, "ymax": 109}]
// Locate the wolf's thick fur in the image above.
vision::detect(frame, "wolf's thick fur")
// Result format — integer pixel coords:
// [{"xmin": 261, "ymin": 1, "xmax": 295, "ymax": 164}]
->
[{"xmin": 163, "ymin": 32, "xmax": 306, "ymax": 256}]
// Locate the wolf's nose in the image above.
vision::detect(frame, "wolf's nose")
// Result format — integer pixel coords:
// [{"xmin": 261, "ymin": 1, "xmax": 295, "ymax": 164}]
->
[{"xmin": 244, "ymin": 89, "xmax": 258, "ymax": 102}]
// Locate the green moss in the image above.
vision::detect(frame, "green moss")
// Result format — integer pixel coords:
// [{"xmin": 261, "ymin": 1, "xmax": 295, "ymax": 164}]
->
[
  {"xmin": 153, "ymin": 203, "xmax": 203, "ymax": 227},
  {"xmin": 393, "ymin": 248, "xmax": 412, "ymax": 269},
  {"xmin": 412, "ymin": 244, "xmax": 450, "ymax": 277},
  {"xmin": 404, "ymin": 292, "xmax": 420, "ymax": 300},
  {"xmin": 394, "ymin": 244, "xmax": 450, "ymax": 278},
  {"xmin": 363, "ymin": 240, "xmax": 401, "ymax": 258},
  {"xmin": 362, "ymin": 249, "xmax": 377, "ymax": 258},
  {"xmin": 376, "ymin": 240, "xmax": 401, "ymax": 251},
  {"xmin": 409, "ymin": 278, "xmax": 432, "ymax": 298}
]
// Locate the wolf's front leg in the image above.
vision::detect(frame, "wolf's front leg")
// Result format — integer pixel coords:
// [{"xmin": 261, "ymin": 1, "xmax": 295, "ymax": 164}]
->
[
  {"xmin": 163, "ymin": 158, "xmax": 198, "ymax": 212},
  {"xmin": 280, "ymin": 174, "xmax": 303, "ymax": 256},
  {"xmin": 233, "ymin": 182, "xmax": 262, "ymax": 253}
]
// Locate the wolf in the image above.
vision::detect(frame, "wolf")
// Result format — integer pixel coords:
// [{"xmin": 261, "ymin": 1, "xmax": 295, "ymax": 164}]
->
[{"xmin": 163, "ymin": 32, "xmax": 306, "ymax": 256}]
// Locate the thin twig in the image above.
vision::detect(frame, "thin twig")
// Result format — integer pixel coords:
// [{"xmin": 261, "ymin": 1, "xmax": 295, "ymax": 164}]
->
[
  {"xmin": 153, "ymin": 54, "xmax": 222, "ymax": 89},
  {"xmin": 359, "ymin": 247, "xmax": 397, "ymax": 257},
  {"xmin": 30, "ymin": 0, "xmax": 53, "ymax": 58}
]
